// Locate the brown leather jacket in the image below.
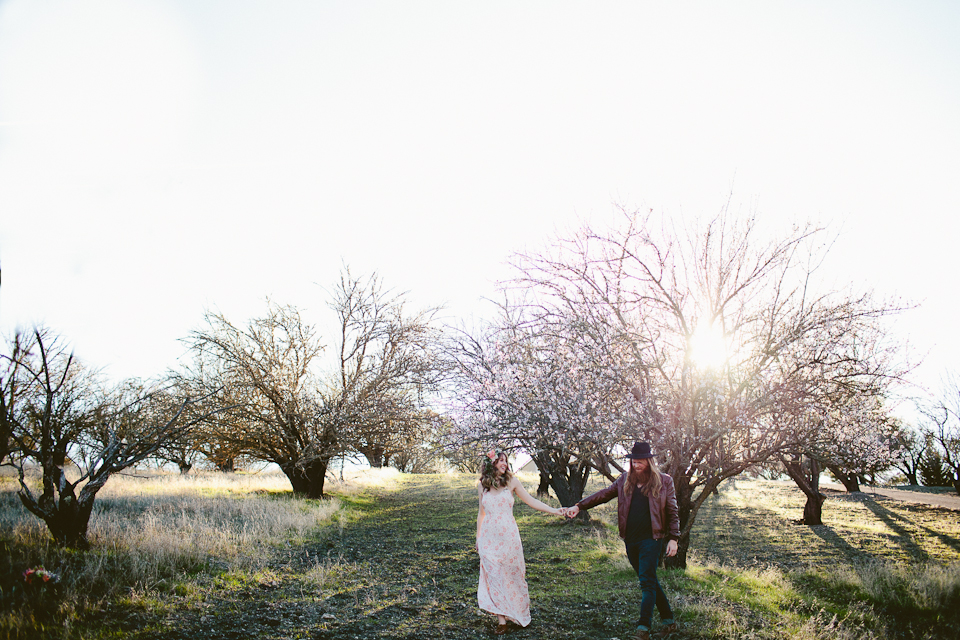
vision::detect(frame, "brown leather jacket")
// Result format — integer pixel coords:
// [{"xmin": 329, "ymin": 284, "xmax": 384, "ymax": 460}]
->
[{"xmin": 576, "ymin": 472, "xmax": 680, "ymax": 541}]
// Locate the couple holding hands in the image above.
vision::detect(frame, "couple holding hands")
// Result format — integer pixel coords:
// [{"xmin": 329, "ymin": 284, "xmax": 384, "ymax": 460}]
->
[{"xmin": 476, "ymin": 442, "xmax": 679, "ymax": 639}]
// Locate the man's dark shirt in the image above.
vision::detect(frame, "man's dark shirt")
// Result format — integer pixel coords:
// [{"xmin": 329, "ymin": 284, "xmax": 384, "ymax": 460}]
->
[{"xmin": 624, "ymin": 487, "xmax": 653, "ymax": 543}]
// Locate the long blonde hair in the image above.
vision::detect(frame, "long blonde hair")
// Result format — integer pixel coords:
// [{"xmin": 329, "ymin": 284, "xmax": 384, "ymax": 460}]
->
[{"xmin": 624, "ymin": 456, "xmax": 663, "ymax": 500}]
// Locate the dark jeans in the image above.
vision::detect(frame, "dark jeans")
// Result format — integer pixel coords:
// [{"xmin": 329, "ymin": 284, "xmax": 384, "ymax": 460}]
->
[{"xmin": 625, "ymin": 538, "xmax": 674, "ymax": 629}]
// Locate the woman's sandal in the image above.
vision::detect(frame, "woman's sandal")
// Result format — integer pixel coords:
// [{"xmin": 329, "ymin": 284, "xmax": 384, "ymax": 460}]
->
[{"xmin": 494, "ymin": 622, "xmax": 510, "ymax": 635}]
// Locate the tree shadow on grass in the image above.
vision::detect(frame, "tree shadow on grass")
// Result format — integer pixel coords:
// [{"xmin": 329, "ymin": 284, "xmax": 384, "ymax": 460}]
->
[
  {"xmin": 861, "ymin": 498, "xmax": 960, "ymax": 559},
  {"xmin": 692, "ymin": 489, "xmax": 846, "ymax": 568},
  {"xmin": 803, "ymin": 523, "xmax": 875, "ymax": 563}
]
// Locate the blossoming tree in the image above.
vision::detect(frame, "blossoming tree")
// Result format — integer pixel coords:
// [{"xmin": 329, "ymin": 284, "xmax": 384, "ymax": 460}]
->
[
  {"xmin": 506, "ymin": 207, "xmax": 904, "ymax": 566},
  {"xmin": 778, "ymin": 393, "xmax": 904, "ymax": 524},
  {"xmin": 448, "ymin": 303, "xmax": 640, "ymax": 510}
]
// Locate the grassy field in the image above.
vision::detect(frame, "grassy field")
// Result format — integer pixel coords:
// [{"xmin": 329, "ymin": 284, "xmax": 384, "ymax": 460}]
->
[{"xmin": 1, "ymin": 470, "xmax": 958, "ymax": 640}]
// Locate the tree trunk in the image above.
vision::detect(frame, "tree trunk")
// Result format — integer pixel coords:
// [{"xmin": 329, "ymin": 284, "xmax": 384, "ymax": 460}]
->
[
  {"xmin": 19, "ymin": 485, "xmax": 96, "ymax": 549},
  {"xmin": 536, "ymin": 470, "xmax": 551, "ymax": 498},
  {"xmin": 826, "ymin": 464, "xmax": 861, "ymax": 492},
  {"xmin": 534, "ymin": 452, "xmax": 591, "ymax": 521},
  {"xmin": 782, "ymin": 455, "xmax": 826, "ymax": 525},
  {"xmin": 359, "ymin": 445, "xmax": 386, "ymax": 468},
  {"xmin": 547, "ymin": 462, "xmax": 589, "ymax": 505},
  {"xmin": 215, "ymin": 458, "xmax": 235, "ymax": 473},
  {"xmin": 281, "ymin": 458, "xmax": 330, "ymax": 499},
  {"xmin": 838, "ymin": 474, "xmax": 860, "ymax": 492},
  {"xmin": 177, "ymin": 461, "xmax": 193, "ymax": 474},
  {"xmin": 802, "ymin": 491, "xmax": 826, "ymax": 525},
  {"xmin": 663, "ymin": 472, "xmax": 693, "ymax": 569},
  {"xmin": 548, "ymin": 471, "xmax": 588, "ymax": 510},
  {"xmin": 666, "ymin": 534, "xmax": 690, "ymax": 569},
  {"xmin": 48, "ymin": 496, "xmax": 96, "ymax": 549}
]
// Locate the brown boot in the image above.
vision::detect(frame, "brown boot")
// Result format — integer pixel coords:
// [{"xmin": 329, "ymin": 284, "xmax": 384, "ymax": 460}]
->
[
  {"xmin": 632, "ymin": 629, "xmax": 651, "ymax": 640},
  {"xmin": 657, "ymin": 623, "xmax": 678, "ymax": 636}
]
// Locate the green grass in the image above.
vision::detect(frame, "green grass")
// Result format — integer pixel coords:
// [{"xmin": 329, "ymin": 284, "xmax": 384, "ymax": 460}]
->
[{"xmin": 1, "ymin": 471, "xmax": 958, "ymax": 639}]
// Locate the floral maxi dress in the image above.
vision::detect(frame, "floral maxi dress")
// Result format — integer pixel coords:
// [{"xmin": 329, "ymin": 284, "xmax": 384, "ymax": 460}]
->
[{"xmin": 477, "ymin": 488, "xmax": 531, "ymax": 627}]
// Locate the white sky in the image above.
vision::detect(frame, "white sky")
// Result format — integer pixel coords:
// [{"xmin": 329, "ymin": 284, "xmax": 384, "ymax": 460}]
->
[{"xmin": 1, "ymin": 1, "xmax": 959, "ymax": 417}]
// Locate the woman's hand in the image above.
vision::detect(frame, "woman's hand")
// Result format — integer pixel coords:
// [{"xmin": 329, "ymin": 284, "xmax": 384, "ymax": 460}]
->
[
  {"xmin": 665, "ymin": 539, "xmax": 678, "ymax": 557},
  {"xmin": 556, "ymin": 507, "xmax": 566, "ymax": 517}
]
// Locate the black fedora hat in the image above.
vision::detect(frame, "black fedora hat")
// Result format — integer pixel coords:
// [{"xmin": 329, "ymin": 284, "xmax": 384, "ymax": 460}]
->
[{"xmin": 625, "ymin": 441, "xmax": 655, "ymax": 459}]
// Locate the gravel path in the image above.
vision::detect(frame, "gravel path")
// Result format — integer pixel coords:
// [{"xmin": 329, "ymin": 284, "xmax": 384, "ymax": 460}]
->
[
  {"xmin": 840, "ymin": 485, "xmax": 960, "ymax": 511},
  {"xmin": 773, "ymin": 480, "xmax": 960, "ymax": 511}
]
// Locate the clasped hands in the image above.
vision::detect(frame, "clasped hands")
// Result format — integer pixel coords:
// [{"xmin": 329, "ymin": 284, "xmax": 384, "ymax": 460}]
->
[{"xmin": 554, "ymin": 506, "xmax": 678, "ymax": 556}]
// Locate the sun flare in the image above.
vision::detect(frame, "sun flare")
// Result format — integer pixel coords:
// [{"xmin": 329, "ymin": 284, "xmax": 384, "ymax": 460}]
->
[{"xmin": 690, "ymin": 322, "xmax": 729, "ymax": 370}]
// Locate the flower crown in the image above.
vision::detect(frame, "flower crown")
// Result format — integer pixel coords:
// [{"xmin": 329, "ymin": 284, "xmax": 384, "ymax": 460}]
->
[{"xmin": 483, "ymin": 448, "xmax": 505, "ymax": 474}]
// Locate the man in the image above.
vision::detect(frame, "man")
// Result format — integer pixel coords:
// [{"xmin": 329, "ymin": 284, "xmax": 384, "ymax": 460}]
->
[{"xmin": 566, "ymin": 442, "xmax": 680, "ymax": 639}]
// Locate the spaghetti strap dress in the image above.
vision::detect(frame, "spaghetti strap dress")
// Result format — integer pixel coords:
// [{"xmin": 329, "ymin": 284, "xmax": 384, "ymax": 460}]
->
[{"xmin": 477, "ymin": 487, "xmax": 531, "ymax": 627}]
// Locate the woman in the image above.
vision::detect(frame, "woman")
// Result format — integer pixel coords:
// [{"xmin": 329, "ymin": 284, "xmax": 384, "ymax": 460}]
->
[
  {"xmin": 566, "ymin": 442, "xmax": 680, "ymax": 640},
  {"xmin": 477, "ymin": 449, "xmax": 565, "ymax": 635}
]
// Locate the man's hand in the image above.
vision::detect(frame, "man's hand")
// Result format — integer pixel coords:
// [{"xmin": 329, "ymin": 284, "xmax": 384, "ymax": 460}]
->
[
  {"xmin": 565, "ymin": 505, "xmax": 580, "ymax": 518},
  {"xmin": 665, "ymin": 539, "xmax": 678, "ymax": 557}
]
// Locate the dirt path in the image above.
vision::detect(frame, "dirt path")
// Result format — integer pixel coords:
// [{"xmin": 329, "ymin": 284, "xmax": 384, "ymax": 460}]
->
[{"xmin": 820, "ymin": 483, "xmax": 960, "ymax": 511}]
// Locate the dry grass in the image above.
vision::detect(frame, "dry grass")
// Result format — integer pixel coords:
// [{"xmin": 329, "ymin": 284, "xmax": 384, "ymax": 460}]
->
[
  {"xmin": 4, "ymin": 470, "xmax": 340, "ymax": 568},
  {"xmin": 0, "ymin": 470, "xmax": 341, "ymax": 639},
  {"xmin": 322, "ymin": 465, "xmax": 404, "ymax": 496}
]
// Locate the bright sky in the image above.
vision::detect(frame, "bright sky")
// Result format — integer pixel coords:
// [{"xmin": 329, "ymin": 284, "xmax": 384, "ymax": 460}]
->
[{"xmin": 1, "ymin": 1, "xmax": 959, "ymax": 417}]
